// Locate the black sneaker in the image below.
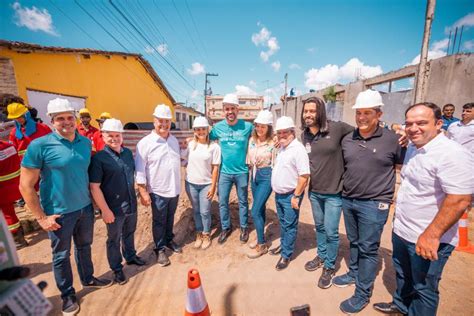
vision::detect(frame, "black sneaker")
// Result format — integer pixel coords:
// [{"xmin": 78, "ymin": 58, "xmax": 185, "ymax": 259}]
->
[
  {"xmin": 156, "ymin": 250, "xmax": 170, "ymax": 267},
  {"xmin": 304, "ymin": 255, "xmax": 324, "ymax": 271},
  {"xmin": 82, "ymin": 277, "xmax": 112, "ymax": 289},
  {"xmin": 218, "ymin": 229, "xmax": 232, "ymax": 244},
  {"xmin": 318, "ymin": 267, "xmax": 336, "ymax": 289},
  {"xmin": 166, "ymin": 241, "xmax": 182, "ymax": 254},
  {"xmin": 62, "ymin": 295, "xmax": 80, "ymax": 316},
  {"xmin": 239, "ymin": 228, "xmax": 249, "ymax": 244},
  {"xmin": 113, "ymin": 270, "xmax": 128, "ymax": 285}
]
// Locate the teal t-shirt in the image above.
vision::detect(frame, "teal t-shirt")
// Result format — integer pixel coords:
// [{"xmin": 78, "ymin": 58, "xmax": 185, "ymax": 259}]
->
[
  {"xmin": 22, "ymin": 131, "xmax": 92, "ymax": 215},
  {"xmin": 210, "ymin": 119, "xmax": 253, "ymax": 174}
]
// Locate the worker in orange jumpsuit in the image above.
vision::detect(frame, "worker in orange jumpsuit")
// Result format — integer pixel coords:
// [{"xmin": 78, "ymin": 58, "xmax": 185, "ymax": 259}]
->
[
  {"xmin": 0, "ymin": 140, "xmax": 28, "ymax": 248},
  {"xmin": 77, "ymin": 108, "xmax": 98, "ymax": 141},
  {"xmin": 91, "ymin": 112, "xmax": 111, "ymax": 153},
  {"xmin": 7, "ymin": 102, "xmax": 52, "ymax": 160}
]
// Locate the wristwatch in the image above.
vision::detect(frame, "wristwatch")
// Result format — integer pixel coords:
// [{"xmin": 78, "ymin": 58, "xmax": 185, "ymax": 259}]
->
[{"xmin": 293, "ymin": 194, "xmax": 301, "ymax": 198}]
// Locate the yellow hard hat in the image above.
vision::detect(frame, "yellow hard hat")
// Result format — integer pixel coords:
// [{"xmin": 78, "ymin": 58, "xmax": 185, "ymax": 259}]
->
[
  {"xmin": 99, "ymin": 112, "xmax": 111, "ymax": 119},
  {"xmin": 79, "ymin": 108, "xmax": 91, "ymax": 116},
  {"xmin": 7, "ymin": 102, "xmax": 29, "ymax": 119}
]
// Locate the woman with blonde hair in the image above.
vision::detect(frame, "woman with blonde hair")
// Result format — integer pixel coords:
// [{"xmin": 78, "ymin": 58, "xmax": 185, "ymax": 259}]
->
[
  {"xmin": 246, "ymin": 110, "xmax": 276, "ymax": 258},
  {"xmin": 184, "ymin": 117, "xmax": 221, "ymax": 249}
]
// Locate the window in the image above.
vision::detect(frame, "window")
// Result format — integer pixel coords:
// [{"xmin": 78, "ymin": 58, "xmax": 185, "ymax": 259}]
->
[
  {"xmin": 251, "ymin": 100, "xmax": 256, "ymax": 106},
  {"xmin": 176, "ymin": 113, "xmax": 181, "ymax": 121},
  {"xmin": 239, "ymin": 100, "xmax": 246, "ymax": 105},
  {"xmin": 182, "ymin": 113, "xmax": 187, "ymax": 121}
]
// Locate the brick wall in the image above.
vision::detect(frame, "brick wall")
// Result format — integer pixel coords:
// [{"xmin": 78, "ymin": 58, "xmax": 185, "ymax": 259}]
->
[{"xmin": 0, "ymin": 58, "xmax": 18, "ymax": 95}]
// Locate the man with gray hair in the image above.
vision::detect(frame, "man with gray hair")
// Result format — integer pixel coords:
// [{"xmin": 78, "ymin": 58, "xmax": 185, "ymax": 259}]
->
[
  {"xmin": 20, "ymin": 98, "xmax": 111, "ymax": 316},
  {"xmin": 270, "ymin": 116, "xmax": 310, "ymax": 271}
]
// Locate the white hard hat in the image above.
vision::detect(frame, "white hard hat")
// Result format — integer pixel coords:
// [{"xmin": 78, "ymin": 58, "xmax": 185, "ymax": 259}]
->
[
  {"xmin": 254, "ymin": 110, "xmax": 273, "ymax": 125},
  {"xmin": 47, "ymin": 98, "xmax": 75, "ymax": 116},
  {"xmin": 193, "ymin": 116, "xmax": 209, "ymax": 128},
  {"xmin": 275, "ymin": 116, "xmax": 295, "ymax": 131},
  {"xmin": 352, "ymin": 89, "xmax": 384, "ymax": 109},
  {"xmin": 153, "ymin": 104, "xmax": 172, "ymax": 119},
  {"xmin": 222, "ymin": 93, "xmax": 239, "ymax": 106},
  {"xmin": 101, "ymin": 118, "xmax": 124, "ymax": 133}
]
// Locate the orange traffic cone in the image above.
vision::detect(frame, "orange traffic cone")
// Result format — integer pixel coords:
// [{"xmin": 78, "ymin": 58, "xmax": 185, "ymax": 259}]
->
[
  {"xmin": 456, "ymin": 211, "xmax": 474, "ymax": 254},
  {"xmin": 185, "ymin": 269, "xmax": 210, "ymax": 316}
]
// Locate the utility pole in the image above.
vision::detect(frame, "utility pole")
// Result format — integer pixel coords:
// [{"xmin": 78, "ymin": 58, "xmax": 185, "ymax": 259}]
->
[
  {"xmin": 283, "ymin": 73, "xmax": 288, "ymax": 115},
  {"xmin": 204, "ymin": 73, "xmax": 218, "ymax": 116},
  {"xmin": 414, "ymin": 0, "xmax": 436, "ymax": 104}
]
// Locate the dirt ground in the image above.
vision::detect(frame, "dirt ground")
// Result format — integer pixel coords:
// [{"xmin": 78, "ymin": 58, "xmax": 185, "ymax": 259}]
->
[{"xmin": 18, "ymin": 187, "xmax": 474, "ymax": 316}]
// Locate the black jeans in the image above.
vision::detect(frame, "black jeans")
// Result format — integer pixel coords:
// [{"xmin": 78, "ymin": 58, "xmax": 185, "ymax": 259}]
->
[
  {"xmin": 106, "ymin": 212, "xmax": 138, "ymax": 272},
  {"xmin": 150, "ymin": 193, "xmax": 179, "ymax": 251}
]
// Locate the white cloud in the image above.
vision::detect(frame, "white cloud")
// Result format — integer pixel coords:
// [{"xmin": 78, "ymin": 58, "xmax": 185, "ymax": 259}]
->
[
  {"xmin": 249, "ymin": 80, "xmax": 257, "ymax": 88},
  {"xmin": 145, "ymin": 44, "xmax": 169, "ymax": 56},
  {"xmin": 464, "ymin": 40, "xmax": 474, "ymax": 51},
  {"xmin": 263, "ymin": 83, "xmax": 285, "ymax": 104},
  {"xmin": 187, "ymin": 62, "xmax": 205, "ymax": 75},
  {"xmin": 304, "ymin": 58, "xmax": 383, "ymax": 90},
  {"xmin": 445, "ymin": 12, "xmax": 474, "ymax": 33},
  {"xmin": 408, "ymin": 50, "xmax": 447, "ymax": 66},
  {"xmin": 271, "ymin": 61, "xmax": 281, "ymax": 72},
  {"xmin": 251, "ymin": 26, "xmax": 280, "ymax": 62},
  {"xmin": 157, "ymin": 44, "xmax": 168, "ymax": 56},
  {"xmin": 12, "ymin": 2, "xmax": 58, "ymax": 36},
  {"xmin": 234, "ymin": 85, "xmax": 257, "ymax": 96},
  {"xmin": 431, "ymin": 38, "xmax": 449, "ymax": 51},
  {"xmin": 307, "ymin": 47, "xmax": 316, "ymax": 53},
  {"xmin": 191, "ymin": 90, "xmax": 201, "ymax": 99},
  {"xmin": 289, "ymin": 63, "xmax": 301, "ymax": 70}
]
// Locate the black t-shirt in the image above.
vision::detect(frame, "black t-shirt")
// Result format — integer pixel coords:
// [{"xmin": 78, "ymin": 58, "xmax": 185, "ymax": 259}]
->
[
  {"xmin": 89, "ymin": 146, "xmax": 137, "ymax": 215},
  {"xmin": 302, "ymin": 120, "xmax": 354, "ymax": 195},
  {"xmin": 341, "ymin": 126, "xmax": 405, "ymax": 202}
]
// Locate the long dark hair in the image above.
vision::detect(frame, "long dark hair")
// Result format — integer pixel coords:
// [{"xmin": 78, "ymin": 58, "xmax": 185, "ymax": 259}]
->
[{"xmin": 301, "ymin": 96, "xmax": 328, "ymax": 133}]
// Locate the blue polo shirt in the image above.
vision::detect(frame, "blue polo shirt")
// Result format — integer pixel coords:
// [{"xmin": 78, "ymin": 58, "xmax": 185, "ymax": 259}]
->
[
  {"xmin": 210, "ymin": 119, "xmax": 253, "ymax": 174},
  {"xmin": 22, "ymin": 131, "xmax": 92, "ymax": 215},
  {"xmin": 441, "ymin": 115, "xmax": 460, "ymax": 131}
]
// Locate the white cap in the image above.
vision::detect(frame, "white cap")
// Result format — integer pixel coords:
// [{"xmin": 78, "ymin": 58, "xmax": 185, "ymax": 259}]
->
[
  {"xmin": 275, "ymin": 116, "xmax": 295, "ymax": 131},
  {"xmin": 101, "ymin": 118, "xmax": 124, "ymax": 133},
  {"xmin": 192, "ymin": 116, "xmax": 209, "ymax": 128},
  {"xmin": 222, "ymin": 93, "xmax": 239, "ymax": 106},
  {"xmin": 254, "ymin": 110, "xmax": 273, "ymax": 125},
  {"xmin": 153, "ymin": 104, "xmax": 172, "ymax": 119},
  {"xmin": 47, "ymin": 98, "xmax": 75, "ymax": 116},
  {"xmin": 352, "ymin": 89, "xmax": 384, "ymax": 109}
]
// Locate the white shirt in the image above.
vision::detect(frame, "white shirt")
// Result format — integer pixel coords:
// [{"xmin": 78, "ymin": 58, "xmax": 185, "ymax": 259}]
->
[
  {"xmin": 185, "ymin": 141, "xmax": 221, "ymax": 185},
  {"xmin": 447, "ymin": 120, "xmax": 474, "ymax": 154},
  {"xmin": 394, "ymin": 133, "xmax": 474, "ymax": 246},
  {"xmin": 271, "ymin": 138, "xmax": 310, "ymax": 194},
  {"xmin": 135, "ymin": 131, "xmax": 181, "ymax": 197}
]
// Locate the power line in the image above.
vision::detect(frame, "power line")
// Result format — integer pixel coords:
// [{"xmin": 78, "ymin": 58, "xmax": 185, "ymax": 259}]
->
[
  {"xmin": 109, "ymin": 0, "xmax": 194, "ymax": 89},
  {"xmin": 184, "ymin": 0, "xmax": 208, "ymax": 60}
]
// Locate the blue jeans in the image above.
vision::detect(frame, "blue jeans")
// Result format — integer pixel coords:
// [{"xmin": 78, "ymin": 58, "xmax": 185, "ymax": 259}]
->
[
  {"xmin": 106, "ymin": 212, "xmax": 137, "ymax": 272},
  {"xmin": 218, "ymin": 172, "xmax": 249, "ymax": 230},
  {"xmin": 251, "ymin": 167, "xmax": 273, "ymax": 244},
  {"xmin": 150, "ymin": 193, "xmax": 179, "ymax": 251},
  {"xmin": 342, "ymin": 198, "xmax": 390, "ymax": 300},
  {"xmin": 275, "ymin": 192, "xmax": 303, "ymax": 259},
  {"xmin": 392, "ymin": 233, "xmax": 454, "ymax": 316},
  {"xmin": 47, "ymin": 204, "xmax": 94, "ymax": 299},
  {"xmin": 185, "ymin": 181, "xmax": 212, "ymax": 233},
  {"xmin": 309, "ymin": 192, "xmax": 342, "ymax": 269}
]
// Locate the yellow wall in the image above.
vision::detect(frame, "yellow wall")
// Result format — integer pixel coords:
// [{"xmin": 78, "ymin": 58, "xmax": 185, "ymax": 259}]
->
[{"xmin": 0, "ymin": 48, "xmax": 175, "ymax": 124}]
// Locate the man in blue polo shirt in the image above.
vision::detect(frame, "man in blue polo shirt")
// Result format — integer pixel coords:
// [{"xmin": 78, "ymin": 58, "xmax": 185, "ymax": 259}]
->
[
  {"xmin": 441, "ymin": 103, "xmax": 460, "ymax": 131},
  {"xmin": 210, "ymin": 93, "xmax": 253, "ymax": 244},
  {"xmin": 20, "ymin": 98, "xmax": 111, "ymax": 316}
]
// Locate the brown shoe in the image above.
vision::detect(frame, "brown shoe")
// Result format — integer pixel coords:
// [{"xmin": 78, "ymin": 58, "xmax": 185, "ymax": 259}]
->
[
  {"xmin": 247, "ymin": 244, "xmax": 268, "ymax": 259},
  {"xmin": 194, "ymin": 232, "xmax": 203, "ymax": 249},
  {"xmin": 201, "ymin": 233, "xmax": 211, "ymax": 250}
]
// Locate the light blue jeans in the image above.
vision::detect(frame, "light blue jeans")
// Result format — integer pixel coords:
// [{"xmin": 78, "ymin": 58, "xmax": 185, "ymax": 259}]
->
[
  {"xmin": 185, "ymin": 181, "xmax": 212, "ymax": 233},
  {"xmin": 217, "ymin": 172, "xmax": 249, "ymax": 230}
]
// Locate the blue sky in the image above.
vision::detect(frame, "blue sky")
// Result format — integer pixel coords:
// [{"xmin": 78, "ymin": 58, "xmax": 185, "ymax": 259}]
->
[{"xmin": 1, "ymin": 0, "xmax": 473, "ymax": 110}]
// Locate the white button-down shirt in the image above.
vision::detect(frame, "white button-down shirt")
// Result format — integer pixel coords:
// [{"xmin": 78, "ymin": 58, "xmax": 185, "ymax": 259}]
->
[
  {"xmin": 135, "ymin": 131, "xmax": 181, "ymax": 197},
  {"xmin": 394, "ymin": 133, "xmax": 473, "ymax": 246},
  {"xmin": 271, "ymin": 138, "xmax": 310, "ymax": 194},
  {"xmin": 447, "ymin": 120, "xmax": 474, "ymax": 154}
]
